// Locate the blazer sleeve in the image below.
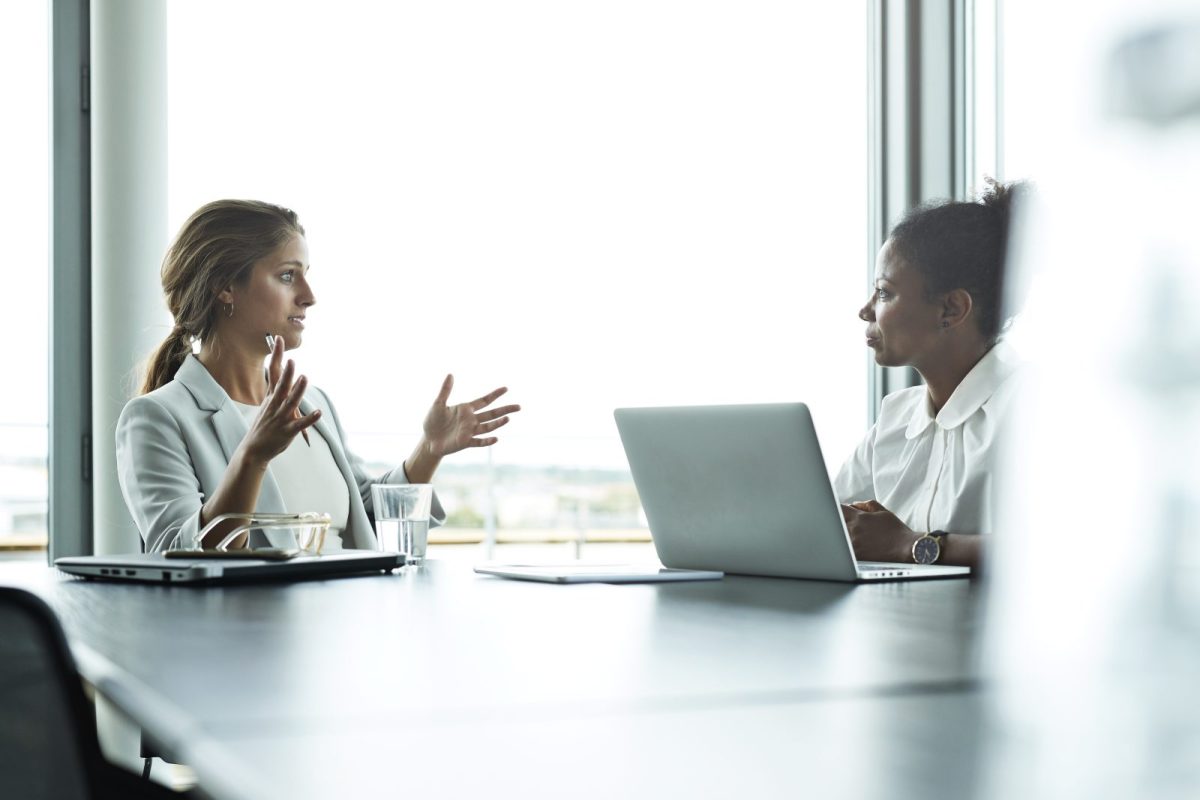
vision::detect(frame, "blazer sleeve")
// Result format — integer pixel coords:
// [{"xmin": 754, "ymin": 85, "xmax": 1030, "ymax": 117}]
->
[
  {"xmin": 311, "ymin": 388, "xmax": 447, "ymax": 528},
  {"xmin": 115, "ymin": 395, "xmax": 206, "ymax": 552}
]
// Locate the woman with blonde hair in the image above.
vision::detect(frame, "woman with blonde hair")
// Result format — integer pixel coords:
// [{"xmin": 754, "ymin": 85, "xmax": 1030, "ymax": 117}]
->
[{"xmin": 117, "ymin": 199, "xmax": 519, "ymax": 552}]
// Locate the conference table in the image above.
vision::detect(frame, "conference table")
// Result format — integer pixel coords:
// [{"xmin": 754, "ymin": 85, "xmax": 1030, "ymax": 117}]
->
[{"xmin": 0, "ymin": 560, "xmax": 991, "ymax": 799}]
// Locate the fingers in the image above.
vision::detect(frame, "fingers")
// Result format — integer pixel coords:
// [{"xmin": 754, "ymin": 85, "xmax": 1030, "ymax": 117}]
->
[
  {"xmin": 476, "ymin": 404, "xmax": 522, "ymax": 423},
  {"xmin": 290, "ymin": 408, "xmax": 322, "ymax": 433},
  {"xmin": 468, "ymin": 436, "xmax": 500, "ymax": 448},
  {"xmin": 267, "ymin": 336, "xmax": 284, "ymax": 390},
  {"xmin": 434, "ymin": 374, "xmax": 454, "ymax": 406},
  {"xmin": 477, "ymin": 416, "xmax": 509, "ymax": 434},
  {"xmin": 470, "ymin": 386, "xmax": 508, "ymax": 411},
  {"xmin": 283, "ymin": 373, "xmax": 308, "ymax": 414},
  {"xmin": 268, "ymin": 359, "xmax": 296, "ymax": 408}
]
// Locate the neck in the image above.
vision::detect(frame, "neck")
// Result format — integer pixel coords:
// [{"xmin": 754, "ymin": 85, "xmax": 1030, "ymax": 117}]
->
[
  {"xmin": 197, "ymin": 335, "xmax": 269, "ymax": 405},
  {"xmin": 915, "ymin": 338, "xmax": 993, "ymax": 414}
]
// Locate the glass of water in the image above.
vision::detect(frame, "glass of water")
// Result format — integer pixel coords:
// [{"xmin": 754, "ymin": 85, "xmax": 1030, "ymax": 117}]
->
[{"xmin": 370, "ymin": 484, "xmax": 433, "ymax": 564}]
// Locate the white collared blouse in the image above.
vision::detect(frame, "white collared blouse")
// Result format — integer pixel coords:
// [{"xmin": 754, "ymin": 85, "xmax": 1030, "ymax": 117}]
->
[{"xmin": 832, "ymin": 342, "xmax": 1021, "ymax": 536}]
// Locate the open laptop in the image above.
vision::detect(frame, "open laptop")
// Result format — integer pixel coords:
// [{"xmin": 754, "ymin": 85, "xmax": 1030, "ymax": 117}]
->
[
  {"xmin": 613, "ymin": 403, "xmax": 970, "ymax": 582},
  {"xmin": 55, "ymin": 551, "xmax": 405, "ymax": 585}
]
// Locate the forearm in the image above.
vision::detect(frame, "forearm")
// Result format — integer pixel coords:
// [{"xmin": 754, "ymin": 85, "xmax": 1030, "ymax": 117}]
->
[
  {"xmin": 198, "ymin": 447, "xmax": 269, "ymax": 548},
  {"xmin": 940, "ymin": 533, "xmax": 984, "ymax": 572},
  {"xmin": 403, "ymin": 437, "xmax": 443, "ymax": 484}
]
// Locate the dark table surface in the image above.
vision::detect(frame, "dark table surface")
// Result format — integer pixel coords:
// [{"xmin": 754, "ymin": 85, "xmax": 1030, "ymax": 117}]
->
[{"xmin": 1, "ymin": 560, "xmax": 990, "ymax": 799}]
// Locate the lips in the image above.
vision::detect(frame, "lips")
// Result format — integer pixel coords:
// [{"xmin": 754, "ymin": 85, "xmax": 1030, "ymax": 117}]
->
[
  {"xmin": 288, "ymin": 316, "xmax": 306, "ymax": 329},
  {"xmin": 865, "ymin": 331, "xmax": 880, "ymax": 346}
]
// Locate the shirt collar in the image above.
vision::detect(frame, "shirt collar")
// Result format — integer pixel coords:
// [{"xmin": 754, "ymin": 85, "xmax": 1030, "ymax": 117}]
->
[{"xmin": 904, "ymin": 341, "xmax": 1020, "ymax": 439}]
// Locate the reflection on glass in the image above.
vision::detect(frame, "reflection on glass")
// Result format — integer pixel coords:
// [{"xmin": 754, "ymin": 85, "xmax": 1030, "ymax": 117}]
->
[{"xmin": 984, "ymin": 6, "xmax": 1200, "ymax": 799}]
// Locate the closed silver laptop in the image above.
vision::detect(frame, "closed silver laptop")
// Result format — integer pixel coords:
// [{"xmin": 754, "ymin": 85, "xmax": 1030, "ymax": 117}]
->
[
  {"xmin": 55, "ymin": 551, "xmax": 404, "ymax": 585},
  {"xmin": 613, "ymin": 403, "xmax": 970, "ymax": 582}
]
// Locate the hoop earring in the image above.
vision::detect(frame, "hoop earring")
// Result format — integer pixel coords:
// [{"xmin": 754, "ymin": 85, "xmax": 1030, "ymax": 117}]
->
[{"xmin": 226, "ymin": 303, "xmax": 234, "ymax": 319}]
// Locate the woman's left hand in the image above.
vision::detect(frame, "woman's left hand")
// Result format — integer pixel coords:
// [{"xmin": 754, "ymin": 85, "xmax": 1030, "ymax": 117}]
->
[
  {"xmin": 422, "ymin": 374, "xmax": 521, "ymax": 457},
  {"xmin": 839, "ymin": 500, "xmax": 919, "ymax": 562}
]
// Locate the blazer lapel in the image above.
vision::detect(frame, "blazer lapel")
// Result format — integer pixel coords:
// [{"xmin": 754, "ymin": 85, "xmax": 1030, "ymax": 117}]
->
[{"xmin": 175, "ymin": 356, "xmax": 286, "ymax": 514}]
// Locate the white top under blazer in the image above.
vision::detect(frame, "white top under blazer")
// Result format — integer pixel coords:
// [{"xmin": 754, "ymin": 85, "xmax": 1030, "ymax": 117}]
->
[
  {"xmin": 832, "ymin": 342, "xmax": 1021, "ymax": 536},
  {"xmin": 232, "ymin": 400, "xmax": 351, "ymax": 550},
  {"xmin": 116, "ymin": 355, "xmax": 444, "ymax": 552}
]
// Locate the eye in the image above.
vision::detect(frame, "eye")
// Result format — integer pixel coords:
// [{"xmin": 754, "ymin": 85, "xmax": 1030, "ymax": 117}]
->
[
  {"xmin": 280, "ymin": 270, "xmax": 295, "ymax": 284},
  {"xmin": 875, "ymin": 287, "xmax": 891, "ymax": 300}
]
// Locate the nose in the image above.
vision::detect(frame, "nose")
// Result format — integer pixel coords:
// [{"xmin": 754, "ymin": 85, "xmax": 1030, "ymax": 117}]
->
[
  {"xmin": 858, "ymin": 297, "xmax": 874, "ymax": 322},
  {"xmin": 297, "ymin": 273, "xmax": 316, "ymax": 307}
]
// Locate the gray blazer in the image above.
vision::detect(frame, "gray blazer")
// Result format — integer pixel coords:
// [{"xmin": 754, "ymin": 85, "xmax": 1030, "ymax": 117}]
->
[{"xmin": 116, "ymin": 355, "xmax": 444, "ymax": 552}]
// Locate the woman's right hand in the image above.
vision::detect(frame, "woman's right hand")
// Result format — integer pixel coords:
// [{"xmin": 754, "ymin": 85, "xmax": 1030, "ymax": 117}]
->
[{"xmin": 241, "ymin": 336, "xmax": 322, "ymax": 467}]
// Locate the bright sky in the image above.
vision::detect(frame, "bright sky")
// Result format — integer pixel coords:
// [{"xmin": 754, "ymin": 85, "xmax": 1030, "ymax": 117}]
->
[
  {"xmin": 4, "ymin": 0, "xmax": 881, "ymax": 475},
  {"xmin": 165, "ymin": 0, "xmax": 871, "ymax": 470},
  {"xmin": 0, "ymin": 1, "xmax": 49, "ymax": 432}
]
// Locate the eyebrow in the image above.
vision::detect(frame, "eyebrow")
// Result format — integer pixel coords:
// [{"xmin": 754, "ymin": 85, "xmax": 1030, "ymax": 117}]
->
[{"xmin": 277, "ymin": 260, "xmax": 309, "ymax": 270}]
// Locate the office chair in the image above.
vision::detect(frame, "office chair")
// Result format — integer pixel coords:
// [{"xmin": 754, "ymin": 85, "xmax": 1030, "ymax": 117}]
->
[{"xmin": 0, "ymin": 587, "xmax": 191, "ymax": 799}]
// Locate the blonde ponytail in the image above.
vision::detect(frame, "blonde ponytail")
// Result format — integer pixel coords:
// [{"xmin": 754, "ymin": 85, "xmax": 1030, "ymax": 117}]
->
[{"xmin": 140, "ymin": 325, "xmax": 194, "ymax": 395}]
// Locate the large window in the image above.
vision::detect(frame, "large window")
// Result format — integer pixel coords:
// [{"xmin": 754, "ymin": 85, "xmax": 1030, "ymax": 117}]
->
[
  {"xmin": 969, "ymin": 0, "xmax": 1045, "ymax": 355},
  {"xmin": 0, "ymin": 2, "xmax": 50, "ymax": 548},
  {"xmin": 167, "ymin": 1, "xmax": 869, "ymax": 550}
]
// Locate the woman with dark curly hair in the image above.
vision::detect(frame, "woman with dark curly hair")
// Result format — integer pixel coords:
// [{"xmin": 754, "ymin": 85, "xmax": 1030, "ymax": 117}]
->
[{"xmin": 835, "ymin": 180, "xmax": 1025, "ymax": 572}]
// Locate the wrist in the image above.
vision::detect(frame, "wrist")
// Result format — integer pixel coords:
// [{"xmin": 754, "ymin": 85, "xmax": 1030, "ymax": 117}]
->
[
  {"xmin": 235, "ymin": 444, "xmax": 270, "ymax": 473},
  {"xmin": 414, "ymin": 436, "xmax": 444, "ymax": 462},
  {"xmin": 911, "ymin": 530, "xmax": 948, "ymax": 565},
  {"xmin": 900, "ymin": 531, "xmax": 921, "ymax": 563},
  {"xmin": 405, "ymin": 437, "xmax": 443, "ymax": 483}
]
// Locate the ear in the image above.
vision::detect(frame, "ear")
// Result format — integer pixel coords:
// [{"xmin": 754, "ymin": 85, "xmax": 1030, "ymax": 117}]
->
[
  {"xmin": 940, "ymin": 289, "xmax": 974, "ymax": 330},
  {"xmin": 215, "ymin": 286, "xmax": 235, "ymax": 305}
]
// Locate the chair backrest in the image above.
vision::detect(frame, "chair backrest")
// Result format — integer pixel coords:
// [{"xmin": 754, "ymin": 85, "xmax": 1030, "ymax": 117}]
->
[{"xmin": 0, "ymin": 587, "xmax": 98, "ymax": 800}]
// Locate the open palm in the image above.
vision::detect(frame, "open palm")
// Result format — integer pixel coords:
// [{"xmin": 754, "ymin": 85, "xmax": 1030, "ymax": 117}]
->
[{"xmin": 422, "ymin": 375, "xmax": 521, "ymax": 456}]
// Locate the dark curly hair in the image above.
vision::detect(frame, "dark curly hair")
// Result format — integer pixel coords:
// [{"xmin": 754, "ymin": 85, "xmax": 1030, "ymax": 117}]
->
[{"xmin": 889, "ymin": 179, "xmax": 1025, "ymax": 344}]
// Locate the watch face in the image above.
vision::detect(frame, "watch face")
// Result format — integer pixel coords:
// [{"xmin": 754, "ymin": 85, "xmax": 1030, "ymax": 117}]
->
[{"xmin": 913, "ymin": 536, "xmax": 939, "ymax": 565}]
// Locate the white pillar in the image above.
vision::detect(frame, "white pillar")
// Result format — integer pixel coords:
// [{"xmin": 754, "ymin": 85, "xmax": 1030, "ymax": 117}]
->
[{"xmin": 91, "ymin": 0, "xmax": 169, "ymax": 554}]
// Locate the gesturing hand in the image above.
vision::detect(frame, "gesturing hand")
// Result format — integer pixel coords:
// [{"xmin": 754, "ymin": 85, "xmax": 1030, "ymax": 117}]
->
[
  {"xmin": 242, "ymin": 336, "xmax": 322, "ymax": 466},
  {"xmin": 422, "ymin": 374, "xmax": 521, "ymax": 457},
  {"xmin": 839, "ymin": 500, "xmax": 919, "ymax": 563}
]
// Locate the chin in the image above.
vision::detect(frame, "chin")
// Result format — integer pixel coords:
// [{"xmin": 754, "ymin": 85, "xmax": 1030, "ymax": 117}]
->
[{"xmin": 872, "ymin": 350, "xmax": 900, "ymax": 368}]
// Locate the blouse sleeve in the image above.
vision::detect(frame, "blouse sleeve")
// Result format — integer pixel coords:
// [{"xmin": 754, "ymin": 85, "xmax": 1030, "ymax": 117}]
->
[{"xmin": 832, "ymin": 423, "xmax": 877, "ymax": 505}]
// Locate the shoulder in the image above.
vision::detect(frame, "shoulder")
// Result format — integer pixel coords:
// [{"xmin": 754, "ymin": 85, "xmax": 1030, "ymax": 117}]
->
[
  {"xmin": 981, "ymin": 357, "xmax": 1025, "ymax": 419},
  {"xmin": 303, "ymin": 384, "xmax": 336, "ymax": 414},
  {"xmin": 877, "ymin": 385, "xmax": 927, "ymax": 426},
  {"xmin": 117, "ymin": 381, "xmax": 203, "ymax": 439},
  {"xmin": 120, "ymin": 382, "xmax": 188, "ymax": 423}
]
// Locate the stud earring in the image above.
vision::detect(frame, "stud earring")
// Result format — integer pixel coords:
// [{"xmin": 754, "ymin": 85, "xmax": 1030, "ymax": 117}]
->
[{"xmin": 941, "ymin": 321, "xmax": 950, "ymax": 329}]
